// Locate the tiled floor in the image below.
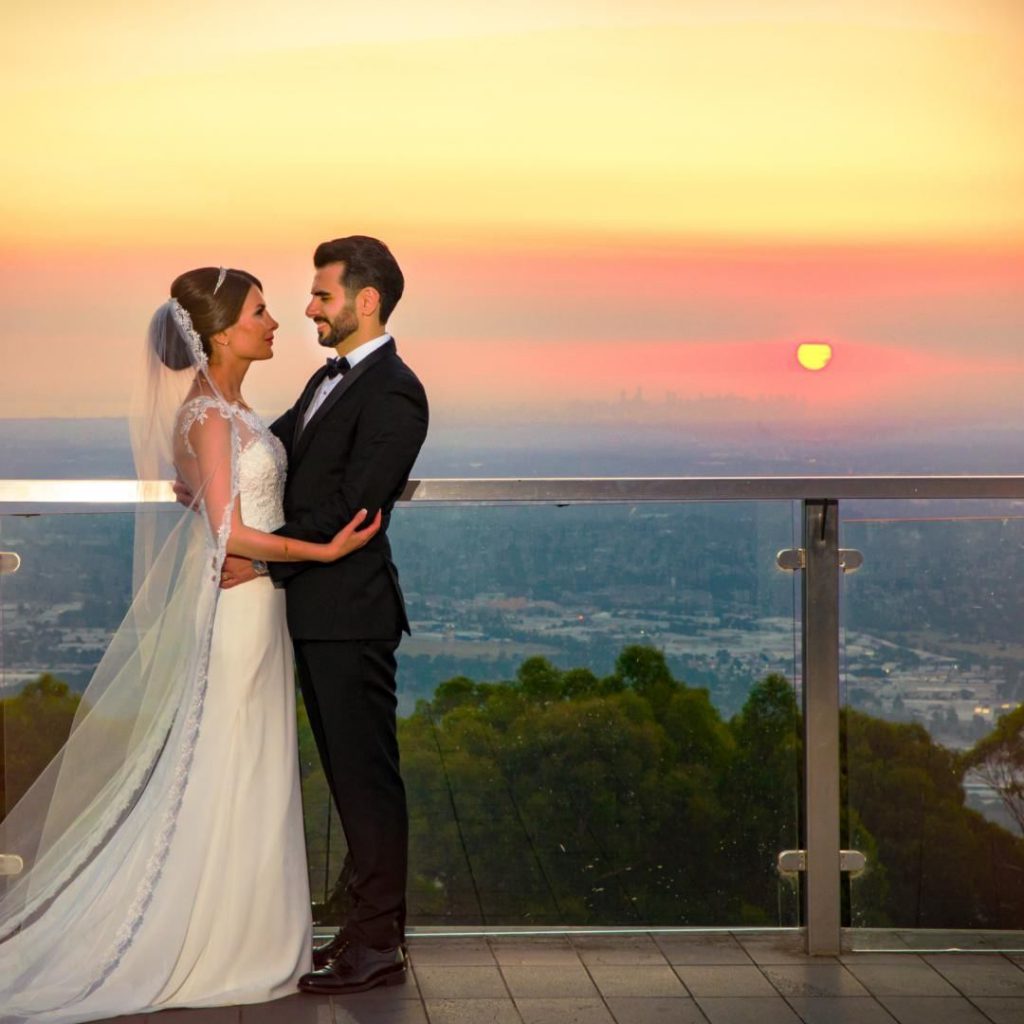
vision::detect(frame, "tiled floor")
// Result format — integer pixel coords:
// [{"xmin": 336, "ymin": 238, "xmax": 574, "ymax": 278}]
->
[{"xmin": 108, "ymin": 931, "xmax": 1024, "ymax": 1024}]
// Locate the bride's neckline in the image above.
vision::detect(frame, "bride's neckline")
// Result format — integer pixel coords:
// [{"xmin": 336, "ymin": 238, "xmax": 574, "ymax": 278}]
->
[{"xmin": 185, "ymin": 391, "xmax": 255, "ymax": 415}]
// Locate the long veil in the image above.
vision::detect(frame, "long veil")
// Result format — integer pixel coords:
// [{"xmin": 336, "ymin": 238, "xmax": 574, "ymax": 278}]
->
[{"xmin": 0, "ymin": 296, "xmax": 248, "ymax": 1012}]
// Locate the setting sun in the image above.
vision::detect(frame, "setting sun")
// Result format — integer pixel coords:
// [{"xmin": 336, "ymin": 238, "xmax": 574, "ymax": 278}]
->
[{"xmin": 797, "ymin": 342, "xmax": 833, "ymax": 372}]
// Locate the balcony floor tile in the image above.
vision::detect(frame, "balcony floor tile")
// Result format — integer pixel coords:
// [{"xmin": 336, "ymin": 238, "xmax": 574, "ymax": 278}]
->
[
  {"xmin": 894, "ymin": 931, "xmax": 1024, "ymax": 952},
  {"xmin": 969, "ymin": 997, "xmax": 1024, "ymax": 1024},
  {"xmin": 760, "ymin": 965, "xmax": 870, "ymax": 998},
  {"xmin": 781, "ymin": 997, "xmax": 895, "ymax": 1024},
  {"xmin": 573, "ymin": 935, "xmax": 671, "ymax": 966},
  {"xmin": 842, "ymin": 963, "xmax": 959, "ymax": 997},
  {"xmin": 734, "ymin": 934, "xmax": 828, "ymax": 966},
  {"xmin": 332, "ymin": 985, "xmax": 427, "ymax": 1021},
  {"xmin": 921, "ymin": 954, "xmax": 1024, "ymax": 997},
  {"xmin": 424, "ymin": 997, "xmax": 524, "ymax": 1024},
  {"xmin": 839, "ymin": 953, "xmax": 926, "ymax": 966},
  {"xmin": 674, "ymin": 965, "xmax": 776, "ymax": 998},
  {"xmin": 491, "ymin": 938, "xmax": 585, "ymax": 967},
  {"xmin": 241, "ymin": 995, "xmax": 332, "ymax": 1024},
  {"xmin": 653, "ymin": 935, "xmax": 753, "ymax": 966},
  {"xmin": 334, "ymin": 1001, "xmax": 430, "ymax": 1024},
  {"xmin": 502, "ymin": 964, "xmax": 601, "ymax": 998},
  {"xmin": 587, "ymin": 965, "xmax": 689, "ymax": 998},
  {"xmin": 514, "ymin": 998, "xmax": 616, "ymax": 1024},
  {"xmin": 875, "ymin": 996, "xmax": 990, "ymax": 1024},
  {"xmin": 414, "ymin": 964, "xmax": 509, "ymax": 999},
  {"xmin": 409, "ymin": 939, "xmax": 498, "ymax": 966},
  {"xmin": 603, "ymin": 996, "xmax": 710, "ymax": 1023},
  {"xmin": 694, "ymin": 996, "xmax": 801, "ymax": 1024}
]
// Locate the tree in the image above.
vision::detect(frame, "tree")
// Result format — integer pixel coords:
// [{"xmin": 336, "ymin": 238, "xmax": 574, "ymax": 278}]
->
[
  {"xmin": 391, "ymin": 647, "xmax": 801, "ymax": 926},
  {"xmin": 280, "ymin": 648, "xmax": 1024, "ymax": 930},
  {"xmin": 0, "ymin": 675, "xmax": 81, "ymax": 817},
  {"xmin": 845, "ymin": 709, "xmax": 1024, "ymax": 928},
  {"xmin": 723, "ymin": 674, "xmax": 799, "ymax": 922},
  {"xmin": 961, "ymin": 703, "xmax": 1024, "ymax": 835}
]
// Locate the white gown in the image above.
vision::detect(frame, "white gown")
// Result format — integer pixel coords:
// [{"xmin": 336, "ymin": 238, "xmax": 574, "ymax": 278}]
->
[{"xmin": 0, "ymin": 402, "xmax": 312, "ymax": 1023}]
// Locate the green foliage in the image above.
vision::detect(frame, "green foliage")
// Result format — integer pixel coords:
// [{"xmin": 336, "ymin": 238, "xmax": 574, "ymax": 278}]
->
[
  {"xmin": 722, "ymin": 674, "xmax": 800, "ymax": 922},
  {"xmin": 394, "ymin": 647, "xmax": 802, "ymax": 926},
  {"xmin": 9, "ymin": 658, "xmax": 1020, "ymax": 933},
  {"xmin": 0, "ymin": 674, "xmax": 81, "ymax": 816},
  {"xmin": 844, "ymin": 709, "xmax": 1024, "ymax": 928},
  {"xmin": 393, "ymin": 650, "xmax": 1024, "ymax": 928},
  {"xmin": 961, "ymin": 703, "xmax": 1024, "ymax": 834}
]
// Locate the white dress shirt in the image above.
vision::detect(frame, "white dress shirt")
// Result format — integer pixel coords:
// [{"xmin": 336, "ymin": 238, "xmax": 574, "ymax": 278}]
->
[{"xmin": 302, "ymin": 333, "xmax": 392, "ymax": 429}]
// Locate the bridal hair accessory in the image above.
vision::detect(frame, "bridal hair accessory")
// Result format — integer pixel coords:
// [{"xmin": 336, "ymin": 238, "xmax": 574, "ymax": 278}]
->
[
  {"xmin": 213, "ymin": 267, "xmax": 227, "ymax": 294},
  {"xmin": 169, "ymin": 298, "xmax": 209, "ymax": 368}
]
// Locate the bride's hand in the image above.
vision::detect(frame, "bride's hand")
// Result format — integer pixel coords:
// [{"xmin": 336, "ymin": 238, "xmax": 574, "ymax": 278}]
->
[
  {"xmin": 322, "ymin": 508, "xmax": 382, "ymax": 561},
  {"xmin": 173, "ymin": 477, "xmax": 197, "ymax": 510}
]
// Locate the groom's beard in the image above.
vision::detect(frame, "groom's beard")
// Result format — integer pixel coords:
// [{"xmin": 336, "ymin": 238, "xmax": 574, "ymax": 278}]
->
[{"xmin": 316, "ymin": 305, "xmax": 359, "ymax": 349}]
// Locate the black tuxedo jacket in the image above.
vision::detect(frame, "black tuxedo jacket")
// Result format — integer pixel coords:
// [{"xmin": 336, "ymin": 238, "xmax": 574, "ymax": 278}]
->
[{"xmin": 268, "ymin": 339, "xmax": 428, "ymax": 641}]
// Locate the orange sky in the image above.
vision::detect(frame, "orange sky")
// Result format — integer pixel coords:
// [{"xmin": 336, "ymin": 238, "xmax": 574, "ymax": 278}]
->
[{"xmin": 1, "ymin": 1, "xmax": 1022, "ymax": 430}]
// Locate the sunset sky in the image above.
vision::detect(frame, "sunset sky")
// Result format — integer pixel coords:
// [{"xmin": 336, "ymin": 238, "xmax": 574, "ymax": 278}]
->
[{"xmin": 2, "ymin": 0, "xmax": 1022, "ymax": 434}]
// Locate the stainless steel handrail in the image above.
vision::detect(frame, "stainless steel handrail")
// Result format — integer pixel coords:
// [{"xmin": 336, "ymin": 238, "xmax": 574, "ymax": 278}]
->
[{"xmin": 3, "ymin": 475, "xmax": 1024, "ymax": 513}]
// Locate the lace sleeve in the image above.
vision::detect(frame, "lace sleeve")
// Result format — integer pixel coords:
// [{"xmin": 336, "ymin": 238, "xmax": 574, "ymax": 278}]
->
[{"xmin": 181, "ymin": 399, "xmax": 240, "ymax": 550}]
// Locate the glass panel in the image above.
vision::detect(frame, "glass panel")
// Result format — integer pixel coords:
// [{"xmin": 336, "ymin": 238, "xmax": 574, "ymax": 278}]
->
[
  {"xmin": 379, "ymin": 500, "xmax": 801, "ymax": 929},
  {"xmin": 0, "ymin": 499, "xmax": 803, "ymax": 931},
  {"xmin": 0, "ymin": 511, "xmax": 136, "ymax": 830},
  {"xmin": 842, "ymin": 502, "xmax": 1024, "ymax": 950}
]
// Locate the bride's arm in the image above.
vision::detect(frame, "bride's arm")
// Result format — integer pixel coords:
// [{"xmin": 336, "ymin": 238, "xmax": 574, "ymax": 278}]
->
[{"xmin": 189, "ymin": 409, "xmax": 379, "ymax": 563}]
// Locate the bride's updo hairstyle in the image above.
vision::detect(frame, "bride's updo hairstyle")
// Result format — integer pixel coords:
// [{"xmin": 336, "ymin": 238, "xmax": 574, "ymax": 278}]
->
[{"xmin": 155, "ymin": 267, "xmax": 263, "ymax": 370}]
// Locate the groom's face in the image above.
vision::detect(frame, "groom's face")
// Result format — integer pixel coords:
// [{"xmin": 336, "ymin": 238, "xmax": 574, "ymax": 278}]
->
[{"xmin": 306, "ymin": 262, "xmax": 358, "ymax": 349}]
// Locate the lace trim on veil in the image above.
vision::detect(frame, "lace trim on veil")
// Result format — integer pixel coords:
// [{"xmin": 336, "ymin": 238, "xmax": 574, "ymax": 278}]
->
[
  {"xmin": 83, "ymin": 398, "xmax": 243, "ymax": 994},
  {"xmin": 0, "ymin": 398, "xmax": 267, "ymax": 956},
  {"xmin": 0, "ymin": 398, "xmax": 244, "ymax": 1012}
]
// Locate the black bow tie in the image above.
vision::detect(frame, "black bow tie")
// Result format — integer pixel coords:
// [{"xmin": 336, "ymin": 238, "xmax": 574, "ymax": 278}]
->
[{"xmin": 325, "ymin": 356, "xmax": 351, "ymax": 378}]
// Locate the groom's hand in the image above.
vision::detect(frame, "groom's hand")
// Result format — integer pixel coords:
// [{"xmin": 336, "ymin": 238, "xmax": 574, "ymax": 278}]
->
[{"xmin": 220, "ymin": 554, "xmax": 258, "ymax": 589}]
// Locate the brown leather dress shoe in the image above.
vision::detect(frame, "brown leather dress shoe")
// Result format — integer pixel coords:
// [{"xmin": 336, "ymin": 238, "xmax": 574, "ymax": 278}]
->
[{"xmin": 299, "ymin": 939, "xmax": 406, "ymax": 994}]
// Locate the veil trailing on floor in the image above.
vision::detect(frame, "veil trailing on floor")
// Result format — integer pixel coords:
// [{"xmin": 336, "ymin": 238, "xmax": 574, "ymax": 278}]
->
[{"xmin": 0, "ymin": 285, "xmax": 262, "ymax": 1010}]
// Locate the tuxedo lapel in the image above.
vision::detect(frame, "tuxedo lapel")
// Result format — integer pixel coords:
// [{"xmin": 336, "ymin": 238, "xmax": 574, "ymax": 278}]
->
[
  {"xmin": 292, "ymin": 367, "xmax": 330, "ymax": 453},
  {"xmin": 292, "ymin": 339, "xmax": 397, "ymax": 464}
]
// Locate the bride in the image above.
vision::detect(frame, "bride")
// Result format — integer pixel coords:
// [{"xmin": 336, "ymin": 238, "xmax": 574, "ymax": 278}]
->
[{"xmin": 0, "ymin": 267, "xmax": 378, "ymax": 1022}]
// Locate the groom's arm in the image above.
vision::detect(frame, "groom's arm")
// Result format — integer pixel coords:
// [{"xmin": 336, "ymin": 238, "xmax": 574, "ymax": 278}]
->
[{"xmin": 267, "ymin": 378, "xmax": 428, "ymax": 584}]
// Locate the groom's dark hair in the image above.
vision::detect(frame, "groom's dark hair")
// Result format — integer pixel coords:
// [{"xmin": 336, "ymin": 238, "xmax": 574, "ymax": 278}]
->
[{"xmin": 314, "ymin": 235, "xmax": 404, "ymax": 324}]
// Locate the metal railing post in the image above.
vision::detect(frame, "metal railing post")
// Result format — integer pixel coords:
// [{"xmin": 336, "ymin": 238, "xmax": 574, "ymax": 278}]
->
[{"xmin": 802, "ymin": 499, "xmax": 842, "ymax": 955}]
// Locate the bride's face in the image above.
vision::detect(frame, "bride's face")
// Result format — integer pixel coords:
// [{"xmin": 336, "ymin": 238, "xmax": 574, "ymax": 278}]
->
[{"xmin": 216, "ymin": 286, "xmax": 279, "ymax": 363}]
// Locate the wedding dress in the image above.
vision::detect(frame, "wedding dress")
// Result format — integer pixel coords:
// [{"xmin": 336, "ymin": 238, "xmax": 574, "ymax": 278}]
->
[{"xmin": 0, "ymin": 391, "xmax": 312, "ymax": 1022}]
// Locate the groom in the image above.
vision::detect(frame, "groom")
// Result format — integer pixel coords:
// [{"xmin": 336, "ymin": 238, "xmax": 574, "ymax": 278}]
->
[{"xmin": 222, "ymin": 236, "xmax": 428, "ymax": 994}]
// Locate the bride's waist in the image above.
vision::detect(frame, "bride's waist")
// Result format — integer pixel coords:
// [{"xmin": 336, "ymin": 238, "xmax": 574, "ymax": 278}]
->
[
  {"xmin": 217, "ymin": 574, "xmax": 281, "ymax": 600},
  {"xmin": 238, "ymin": 515, "xmax": 286, "ymax": 533}
]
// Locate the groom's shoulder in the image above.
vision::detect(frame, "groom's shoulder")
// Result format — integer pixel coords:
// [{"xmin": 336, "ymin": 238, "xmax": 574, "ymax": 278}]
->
[
  {"xmin": 390, "ymin": 353, "xmax": 427, "ymax": 403},
  {"xmin": 380, "ymin": 341, "xmax": 426, "ymax": 394}
]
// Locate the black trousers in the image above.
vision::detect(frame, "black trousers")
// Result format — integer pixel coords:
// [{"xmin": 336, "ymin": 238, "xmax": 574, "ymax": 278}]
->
[{"xmin": 294, "ymin": 637, "xmax": 407, "ymax": 950}]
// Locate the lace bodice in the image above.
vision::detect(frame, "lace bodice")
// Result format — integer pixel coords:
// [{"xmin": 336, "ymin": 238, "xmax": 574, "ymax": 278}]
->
[
  {"xmin": 177, "ymin": 397, "xmax": 288, "ymax": 534},
  {"xmin": 236, "ymin": 409, "xmax": 288, "ymax": 532}
]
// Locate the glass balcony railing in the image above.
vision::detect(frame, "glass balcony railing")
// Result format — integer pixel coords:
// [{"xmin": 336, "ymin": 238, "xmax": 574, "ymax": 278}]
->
[
  {"xmin": 841, "ymin": 506, "xmax": 1024, "ymax": 936},
  {"xmin": 2, "ymin": 477, "xmax": 1024, "ymax": 954}
]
